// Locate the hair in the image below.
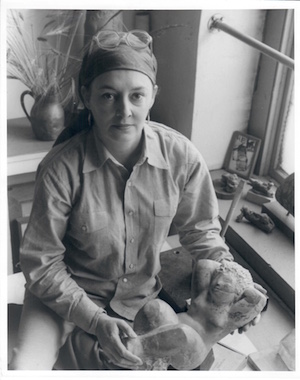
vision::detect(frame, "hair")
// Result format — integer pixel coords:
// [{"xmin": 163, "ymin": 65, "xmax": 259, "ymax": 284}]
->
[{"xmin": 217, "ymin": 261, "xmax": 253, "ymax": 298}]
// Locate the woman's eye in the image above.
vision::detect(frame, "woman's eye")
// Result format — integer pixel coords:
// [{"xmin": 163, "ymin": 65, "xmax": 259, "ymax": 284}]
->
[
  {"xmin": 132, "ymin": 93, "xmax": 144, "ymax": 101},
  {"xmin": 102, "ymin": 93, "xmax": 115, "ymax": 101}
]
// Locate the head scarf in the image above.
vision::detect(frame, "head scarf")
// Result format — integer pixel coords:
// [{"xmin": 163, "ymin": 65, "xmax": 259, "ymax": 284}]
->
[{"xmin": 78, "ymin": 42, "xmax": 157, "ymax": 102}]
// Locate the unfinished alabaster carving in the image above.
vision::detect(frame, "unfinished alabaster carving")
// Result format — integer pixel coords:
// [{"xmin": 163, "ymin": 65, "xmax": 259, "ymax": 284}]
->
[
  {"xmin": 221, "ymin": 173, "xmax": 239, "ymax": 193},
  {"xmin": 236, "ymin": 206, "xmax": 275, "ymax": 233},
  {"xmin": 124, "ymin": 303, "xmax": 202, "ymax": 370},
  {"xmin": 248, "ymin": 178, "xmax": 274, "ymax": 198},
  {"xmin": 122, "ymin": 260, "xmax": 267, "ymax": 370}
]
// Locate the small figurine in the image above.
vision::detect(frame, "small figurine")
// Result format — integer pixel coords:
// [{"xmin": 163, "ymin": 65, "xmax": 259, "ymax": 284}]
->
[
  {"xmin": 236, "ymin": 206, "xmax": 275, "ymax": 233},
  {"xmin": 248, "ymin": 178, "xmax": 274, "ymax": 198},
  {"xmin": 221, "ymin": 173, "xmax": 239, "ymax": 193}
]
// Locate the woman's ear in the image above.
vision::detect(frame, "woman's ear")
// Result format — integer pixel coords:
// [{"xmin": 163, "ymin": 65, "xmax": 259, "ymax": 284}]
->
[
  {"xmin": 150, "ymin": 84, "xmax": 158, "ymax": 108},
  {"xmin": 80, "ymin": 86, "xmax": 90, "ymax": 109}
]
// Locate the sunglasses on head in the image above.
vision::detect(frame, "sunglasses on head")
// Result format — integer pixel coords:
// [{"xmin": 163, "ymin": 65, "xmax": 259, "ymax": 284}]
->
[{"xmin": 88, "ymin": 29, "xmax": 153, "ymax": 55}]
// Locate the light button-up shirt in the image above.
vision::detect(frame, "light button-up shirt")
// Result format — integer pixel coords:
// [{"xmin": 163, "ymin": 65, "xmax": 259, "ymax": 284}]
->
[{"xmin": 20, "ymin": 121, "xmax": 232, "ymax": 336}]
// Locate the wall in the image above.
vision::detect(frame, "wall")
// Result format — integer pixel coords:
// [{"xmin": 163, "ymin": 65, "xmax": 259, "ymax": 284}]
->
[
  {"xmin": 191, "ymin": 10, "xmax": 266, "ymax": 169},
  {"xmin": 149, "ymin": 10, "xmax": 201, "ymax": 139},
  {"xmin": 7, "ymin": 80, "xmax": 32, "ymax": 119},
  {"xmin": 138, "ymin": 10, "xmax": 265, "ymax": 170}
]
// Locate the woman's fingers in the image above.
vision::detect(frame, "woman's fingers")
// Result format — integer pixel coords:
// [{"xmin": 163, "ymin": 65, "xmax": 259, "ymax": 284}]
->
[
  {"xmin": 251, "ymin": 313, "xmax": 261, "ymax": 326},
  {"xmin": 113, "ymin": 334, "xmax": 143, "ymax": 365},
  {"xmin": 253, "ymin": 282, "xmax": 267, "ymax": 295},
  {"xmin": 103, "ymin": 320, "xmax": 143, "ymax": 367}
]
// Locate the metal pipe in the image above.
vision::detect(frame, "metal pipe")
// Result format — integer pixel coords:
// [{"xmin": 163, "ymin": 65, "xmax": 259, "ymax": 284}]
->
[{"xmin": 208, "ymin": 15, "xmax": 294, "ymax": 70}]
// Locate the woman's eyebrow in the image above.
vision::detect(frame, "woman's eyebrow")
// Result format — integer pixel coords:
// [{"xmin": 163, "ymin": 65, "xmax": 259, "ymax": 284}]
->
[
  {"xmin": 96, "ymin": 85, "xmax": 147, "ymax": 91},
  {"xmin": 96, "ymin": 85, "xmax": 116, "ymax": 91},
  {"xmin": 131, "ymin": 86, "xmax": 147, "ymax": 91}
]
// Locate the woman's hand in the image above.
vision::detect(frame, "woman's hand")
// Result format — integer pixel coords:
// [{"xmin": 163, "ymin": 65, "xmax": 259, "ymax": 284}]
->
[
  {"xmin": 95, "ymin": 313, "xmax": 143, "ymax": 369},
  {"xmin": 237, "ymin": 282, "xmax": 268, "ymax": 334}
]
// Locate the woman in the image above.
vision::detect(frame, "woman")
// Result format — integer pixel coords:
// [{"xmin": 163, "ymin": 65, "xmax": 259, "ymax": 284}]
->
[{"xmin": 10, "ymin": 29, "xmax": 262, "ymax": 370}]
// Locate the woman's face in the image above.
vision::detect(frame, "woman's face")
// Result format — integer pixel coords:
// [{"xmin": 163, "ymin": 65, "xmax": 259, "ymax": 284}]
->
[{"xmin": 82, "ymin": 70, "xmax": 157, "ymax": 146}]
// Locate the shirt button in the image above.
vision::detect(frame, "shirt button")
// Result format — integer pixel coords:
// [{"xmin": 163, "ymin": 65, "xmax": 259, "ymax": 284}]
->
[
  {"xmin": 81, "ymin": 225, "xmax": 87, "ymax": 232},
  {"xmin": 128, "ymin": 211, "xmax": 133, "ymax": 216},
  {"xmin": 129, "ymin": 264, "xmax": 134, "ymax": 269},
  {"xmin": 130, "ymin": 238, "xmax": 135, "ymax": 243},
  {"xmin": 128, "ymin": 181, "xmax": 132, "ymax": 187},
  {"xmin": 123, "ymin": 277, "xmax": 128, "ymax": 283}
]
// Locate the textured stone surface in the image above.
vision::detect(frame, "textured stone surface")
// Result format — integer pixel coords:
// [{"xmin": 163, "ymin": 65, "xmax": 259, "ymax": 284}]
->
[
  {"xmin": 124, "ymin": 260, "xmax": 267, "ymax": 370},
  {"xmin": 124, "ymin": 300, "xmax": 204, "ymax": 370}
]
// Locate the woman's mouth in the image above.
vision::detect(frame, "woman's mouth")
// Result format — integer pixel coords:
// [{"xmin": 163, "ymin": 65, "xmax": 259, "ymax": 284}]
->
[{"xmin": 112, "ymin": 124, "xmax": 133, "ymax": 128}]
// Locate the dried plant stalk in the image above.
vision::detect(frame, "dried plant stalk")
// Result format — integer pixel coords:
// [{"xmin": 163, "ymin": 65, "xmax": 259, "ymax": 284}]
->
[{"xmin": 7, "ymin": 9, "xmax": 84, "ymax": 106}]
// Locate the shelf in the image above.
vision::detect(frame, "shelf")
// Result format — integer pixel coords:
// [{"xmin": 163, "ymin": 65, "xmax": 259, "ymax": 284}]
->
[{"xmin": 7, "ymin": 118, "xmax": 53, "ymax": 176}]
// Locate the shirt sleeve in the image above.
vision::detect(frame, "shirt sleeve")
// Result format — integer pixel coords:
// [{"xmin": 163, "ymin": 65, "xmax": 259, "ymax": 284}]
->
[
  {"xmin": 20, "ymin": 165, "xmax": 106, "ymax": 336},
  {"xmin": 172, "ymin": 150, "xmax": 233, "ymax": 263}
]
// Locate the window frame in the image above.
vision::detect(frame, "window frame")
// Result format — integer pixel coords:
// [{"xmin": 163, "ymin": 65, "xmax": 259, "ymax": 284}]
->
[
  {"xmin": 247, "ymin": 9, "xmax": 294, "ymax": 184},
  {"xmin": 269, "ymin": 68, "xmax": 294, "ymax": 183}
]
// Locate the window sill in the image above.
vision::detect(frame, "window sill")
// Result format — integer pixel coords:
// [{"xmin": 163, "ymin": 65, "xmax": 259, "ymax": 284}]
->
[{"xmin": 210, "ymin": 170, "xmax": 295, "ymax": 313}]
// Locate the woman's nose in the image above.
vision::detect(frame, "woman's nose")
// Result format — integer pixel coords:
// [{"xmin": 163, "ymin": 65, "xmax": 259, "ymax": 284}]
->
[{"xmin": 116, "ymin": 97, "xmax": 132, "ymax": 118}]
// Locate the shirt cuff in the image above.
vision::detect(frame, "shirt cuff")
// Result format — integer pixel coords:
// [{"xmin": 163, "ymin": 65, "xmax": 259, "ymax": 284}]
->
[{"xmin": 69, "ymin": 294, "xmax": 107, "ymax": 335}]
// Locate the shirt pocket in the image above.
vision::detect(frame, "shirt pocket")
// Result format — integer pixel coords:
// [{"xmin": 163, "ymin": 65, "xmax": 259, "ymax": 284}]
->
[
  {"xmin": 68, "ymin": 211, "xmax": 110, "ymax": 257},
  {"xmin": 153, "ymin": 196, "xmax": 177, "ymax": 242},
  {"xmin": 74, "ymin": 211, "xmax": 108, "ymax": 233}
]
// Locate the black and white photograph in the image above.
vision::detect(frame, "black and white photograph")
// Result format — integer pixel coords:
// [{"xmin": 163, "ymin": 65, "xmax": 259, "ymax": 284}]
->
[
  {"xmin": 224, "ymin": 131, "xmax": 261, "ymax": 179},
  {"xmin": 1, "ymin": 2, "xmax": 297, "ymax": 379}
]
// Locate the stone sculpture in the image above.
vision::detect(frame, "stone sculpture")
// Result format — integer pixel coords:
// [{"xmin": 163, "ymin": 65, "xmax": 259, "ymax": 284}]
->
[
  {"xmin": 221, "ymin": 173, "xmax": 239, "ymax": 193},
  {"xmin": 123, "ymin": 259, "xmax": 268, "ymax": 370},
  {"xmin": 57, "ymin": 260, "xmax": 267, "ymax": 370},
  {"xmin": 248, "ymin": 178, "xmax": 274, "ymax": 198},
  {"xmin": 236, "ymin": 206, "xmax": 275, "ymax": 233}
]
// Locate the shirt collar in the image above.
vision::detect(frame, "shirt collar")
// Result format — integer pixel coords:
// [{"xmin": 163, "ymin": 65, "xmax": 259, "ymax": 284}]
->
[
  {"xmin": 83, "ymin": 129, "xmax": 109, "ymax": 173},
  {"xmin": 143, "ymin": 123, "xmax": 169, "ymax": 169},
  {"xmin": 83, "ymin": 123, "xmax": 169, "ymax": 173}
]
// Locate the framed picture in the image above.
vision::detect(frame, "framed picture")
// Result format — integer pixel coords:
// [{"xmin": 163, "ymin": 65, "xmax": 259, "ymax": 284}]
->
[{"xmin": 224, "ymin": 131, "xmax": 261, "ymax": 179}]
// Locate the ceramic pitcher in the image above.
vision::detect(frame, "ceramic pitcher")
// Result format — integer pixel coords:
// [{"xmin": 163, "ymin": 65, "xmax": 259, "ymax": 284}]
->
[{"xmin": 20, "ymin": 90, "xmax": 65, "ymax": 141}]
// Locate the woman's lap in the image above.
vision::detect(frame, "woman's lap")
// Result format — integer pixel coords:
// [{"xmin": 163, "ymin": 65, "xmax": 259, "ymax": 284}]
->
[{"xmin": 9, "ymin": 289, "xmax": 75, "ymax": 370}]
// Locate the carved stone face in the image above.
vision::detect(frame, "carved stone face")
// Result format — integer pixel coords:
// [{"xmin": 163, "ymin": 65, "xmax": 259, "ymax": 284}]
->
[
  {"xmin": 209, "ymin": 266, "xmax": 239, "ymax": 305},
  {"xmin": 208, "ymin": 261, "xmax": 253, "ymax": 306},
  {"xmin": 190, "ymin": 260, "xmax": 266, "ymax": 331}
]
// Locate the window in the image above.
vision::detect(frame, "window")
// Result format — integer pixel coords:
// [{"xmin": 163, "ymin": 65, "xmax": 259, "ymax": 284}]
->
[
  {"xmin": 270, "ymin": 75, "xmax": 294, "ymax": 181},
  {"xmin": 248, "ymin": 9, "xmax": 294, "ymax": 184},
  {"xmin": 280, "ymin": 87, "xmax": 294, "ymax": 175}
]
